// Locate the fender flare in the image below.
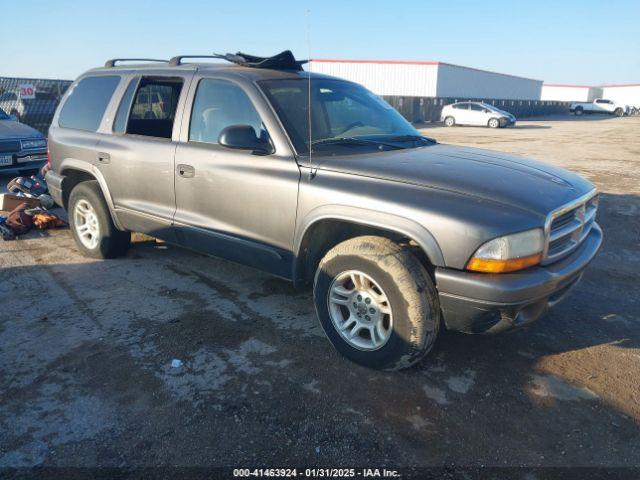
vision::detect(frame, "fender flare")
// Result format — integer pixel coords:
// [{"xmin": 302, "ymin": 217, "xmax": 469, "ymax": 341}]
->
[
  {"xmin": 59, "ymin": 158, "xmax": 125, "ymax": 231},
  {"xmin": 293, "ymin": 205, "xmax": 445, "ymax": 279}
]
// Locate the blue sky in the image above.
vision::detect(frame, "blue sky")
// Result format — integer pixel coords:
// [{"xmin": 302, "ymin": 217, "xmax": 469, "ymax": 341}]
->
[{"xmin": 2, "ymin": 0, "xmax": 638, "ymax": 84}]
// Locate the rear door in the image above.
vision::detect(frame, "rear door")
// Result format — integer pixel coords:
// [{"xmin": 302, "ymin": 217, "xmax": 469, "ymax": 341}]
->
[
  {"xmin": 453, "ymin": 103, "xmax": 471, "ymax": 124},
  {"xmin": 172, "ymin": 75, "xmax": 300, "ymax": 277},
  {"xmin": 95, "ymin": 74, "xmax": 192, "ymax": 239},
  {"xmin": 468, "ymin": 103, "xmax": 487, "ymax": 125}
]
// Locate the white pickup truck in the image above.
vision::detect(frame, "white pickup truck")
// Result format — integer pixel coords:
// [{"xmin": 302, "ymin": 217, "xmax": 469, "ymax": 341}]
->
[{"xmin": 570, "ymin": 98, "xmax": 626, "ymax": 117}]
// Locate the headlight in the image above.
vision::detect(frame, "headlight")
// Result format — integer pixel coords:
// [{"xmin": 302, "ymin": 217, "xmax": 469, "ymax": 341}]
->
[
  {"xmin": 466, "ymin": 228, "xmax": 544, "ymax": 273},
  {"xmin": 21, "ymin": 138, "xmax": 47, "ymax": 150}
]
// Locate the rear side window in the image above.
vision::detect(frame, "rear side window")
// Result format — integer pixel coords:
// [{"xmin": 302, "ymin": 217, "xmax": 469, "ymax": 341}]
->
[
  {"xmin": 59, "ymin": 76, "xmax": 120, "ymax": 131},
  {"xmin": 126, "ymin": 77, "xmax": 183, "ymax": 139},
  {"xmin": 470, "ymin": 103, "xmax": 484, "ymax": 111},
  {"xmin": 453, "ymin": 103, "xmax": 468, "ymax": 110}
]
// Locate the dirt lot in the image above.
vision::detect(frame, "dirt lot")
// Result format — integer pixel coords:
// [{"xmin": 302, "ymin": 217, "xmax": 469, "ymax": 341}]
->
[{"xmin": 1, "ymin": 115, "xmax": 639, "ymax": 471}]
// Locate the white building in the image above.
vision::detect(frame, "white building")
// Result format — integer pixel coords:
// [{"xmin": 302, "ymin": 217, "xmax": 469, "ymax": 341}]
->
[
  {"xmin": 601, "ymin": 84, "xmax": 640, "ymax": 108},
  {"xmin": 540, "ymin": 84, "xmax": 601, "ymax": 102},
  {"xmin": 309, "ymin": 59, "xmax": 543, "ymax": 100}
]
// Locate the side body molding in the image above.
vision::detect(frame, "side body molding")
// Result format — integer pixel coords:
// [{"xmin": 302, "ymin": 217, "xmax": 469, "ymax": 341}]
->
[{"xmin": 293, "ymin": 204, "xmax": 445, "ymax": 279}]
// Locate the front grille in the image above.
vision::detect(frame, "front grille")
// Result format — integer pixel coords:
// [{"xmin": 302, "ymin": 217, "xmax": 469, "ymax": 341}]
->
[
  {"xmin": 0, "ymin": 141, "xmax": 20, "ymax": 153},
  {"xmin": 543, "ymin": 192, "xmax": 598, "ymax": 264}
]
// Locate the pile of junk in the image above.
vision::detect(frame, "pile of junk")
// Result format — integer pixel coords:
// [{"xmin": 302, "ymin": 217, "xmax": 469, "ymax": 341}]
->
[{"xmin": 0, "ymin": 164, "xmax": 67, "ymax": 240}]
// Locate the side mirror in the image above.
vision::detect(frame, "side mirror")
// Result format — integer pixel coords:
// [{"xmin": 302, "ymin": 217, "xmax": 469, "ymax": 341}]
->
[{"xmin": 218, "ymin": 125, "xmax": 272, "ymax": 155}]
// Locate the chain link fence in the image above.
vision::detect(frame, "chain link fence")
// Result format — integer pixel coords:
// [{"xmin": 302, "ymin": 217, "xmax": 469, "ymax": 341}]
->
[{"xmin": 0, "ymin": 77, "xmax": 72, "ymax": 135}]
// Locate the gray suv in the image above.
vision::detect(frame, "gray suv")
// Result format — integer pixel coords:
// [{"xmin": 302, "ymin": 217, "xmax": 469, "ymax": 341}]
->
[{"xmin": 46, "ymin": 52, "xmax": 602, "ymax": 370}]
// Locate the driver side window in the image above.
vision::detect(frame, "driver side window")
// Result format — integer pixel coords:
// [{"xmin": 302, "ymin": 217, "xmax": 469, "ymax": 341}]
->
[{"xmin": 189, "ymin": 79, "xmax": 266, "ymax": 144}]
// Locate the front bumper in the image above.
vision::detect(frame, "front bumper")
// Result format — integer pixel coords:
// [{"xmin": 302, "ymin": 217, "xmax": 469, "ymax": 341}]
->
[{"xmin": 435, "ymin": 223, "xmax": 602, "ymax": 333}]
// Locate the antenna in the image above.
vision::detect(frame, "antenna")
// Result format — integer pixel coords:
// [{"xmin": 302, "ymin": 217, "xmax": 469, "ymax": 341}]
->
[{"xmin": 307, "ymin": 9, "xmax": 314, "ymax": 179}]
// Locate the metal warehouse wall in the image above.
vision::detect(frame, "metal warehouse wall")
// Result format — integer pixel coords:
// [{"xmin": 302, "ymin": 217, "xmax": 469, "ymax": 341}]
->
[
  {"xmin": 436, "ymin": 64, "xmax": 542, "ymax": 100},
  {"xmin": 601, "ymin": 85, "xmax": 640, "ymax": 107},
  {"xmin": 540, "ymin": 85, "xmax": 601, "ymax": 102},
  {"xmin": 0, "ymin": 77, "xmax": 72, "ymax": 134},
  {"xmin": 309, "ymin": 60, "xmax": 439, "ymax": 96}
]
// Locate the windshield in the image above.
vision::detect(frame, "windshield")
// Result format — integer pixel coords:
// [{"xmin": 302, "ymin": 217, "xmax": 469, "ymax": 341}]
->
[
  {"xmin": 259, "ymin": 78, "xmax": 425, "ymax": 155},
  {"xmin": 0, "ymin": 108, "xmax": 9, "ymax": 120}
]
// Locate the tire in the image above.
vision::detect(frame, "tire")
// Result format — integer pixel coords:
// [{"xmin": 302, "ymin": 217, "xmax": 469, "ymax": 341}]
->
[
  {"xmin": 444, "ymin": 116, "xmax": 455, "ymax": 127},
  {"xmin": 488, "ymin": 118, "xmax": 500, "ymax": 128},
  {"xmin": 313, "ymin": 236, "xmax": 440, "ymax": 370},
  {"xmin": 68, "ymin": 181, "xmax": 131, "ymax": 259},
  {"xmin": 574, "ymin": 107, "xmax": 584, "ymax": 116},
  {"xmin": 614, "ymin": 108, "xmax": 624, "ymax": 117}
]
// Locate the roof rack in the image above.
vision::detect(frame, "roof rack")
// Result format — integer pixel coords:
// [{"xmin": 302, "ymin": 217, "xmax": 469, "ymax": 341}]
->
[
  {"xmin": 168, "ymin": 50, "xmax": 307, "ymax": 71},
  {"xmin": 214, "ymin": 50, "xmax": 307, "ymax": 71},
  {"xmin": 168, "ymin": 55, "xmax": 223, "ymax": 66},
  {"xmin": 105, "ymin": 58, "xmax": 168, "ymax": 68}
]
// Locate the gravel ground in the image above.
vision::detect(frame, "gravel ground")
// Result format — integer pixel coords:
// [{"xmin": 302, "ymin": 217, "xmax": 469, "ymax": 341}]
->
[{"xmin": 0, "ymin": 115, "xmax": 639, "ymax": 472}]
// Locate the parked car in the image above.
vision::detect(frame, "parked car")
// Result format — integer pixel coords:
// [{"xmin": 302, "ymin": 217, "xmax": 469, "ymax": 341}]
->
[
  {"xmin": 441, "ymin": 101, "xmax": 516, "ymax": 128},
  {"xmin": 45, "ymin": 52, "xmax": 602, "ymax": 370},
  {"xmin": 0, "ymin": 90, "xmax": 60, "ymax": 124},
  {"xmin": 570, "ymin": 98, "xmax": 625, "ymax": 117},
  {"xmin": 0, "ymin": 107, "xmax": 48, "ymax": 173}
]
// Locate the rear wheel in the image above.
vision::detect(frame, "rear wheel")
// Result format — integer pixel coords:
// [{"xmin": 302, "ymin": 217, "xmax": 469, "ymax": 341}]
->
[
  {"xmin": 444, "ymin": 116, "xmax": 455, "ymax": 127},
  {"xmin": 574, "ymin": 107, "xmax": 584, "ymax": 116},
  {"xmin": 313, "ymin": 236, "xmax": 440, "ymax": 370},
  {"xmin": 488, "ymin": 118, "xmax": 500, "ymax": 128},
  {"xmin": 69, "ymin": 181, "xmax": 130, "ymax": 259}
]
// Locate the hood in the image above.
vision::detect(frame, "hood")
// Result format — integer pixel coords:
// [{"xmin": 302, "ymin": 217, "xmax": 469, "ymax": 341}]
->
[
  {"xmin": 0, "ymin": 120, "xmax": 43, "ymax": 139},
  {"xmin": 315, "ymin": 144, "xmax": 594, "ymax": 217}
]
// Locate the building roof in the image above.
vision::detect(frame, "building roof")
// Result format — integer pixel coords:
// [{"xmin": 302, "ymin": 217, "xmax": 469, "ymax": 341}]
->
[{"xmin": 310, "ymin": 58, "xmax": 542, "ymax": 82}]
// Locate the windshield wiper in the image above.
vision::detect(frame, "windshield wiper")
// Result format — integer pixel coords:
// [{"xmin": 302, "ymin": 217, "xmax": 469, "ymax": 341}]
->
[
  {"xmin": 382, "ymin": 134, "xmax": 437, "ymax": 144},
  {"xmin": 310, "ymin": 137, "xmax": 406, "ymax": 150}
]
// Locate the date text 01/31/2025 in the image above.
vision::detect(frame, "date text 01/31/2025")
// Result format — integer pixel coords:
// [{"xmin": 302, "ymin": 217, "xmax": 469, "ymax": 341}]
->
[{"xmin": 233, "ymin": 468, "xmax": 401, "ymax": 478}]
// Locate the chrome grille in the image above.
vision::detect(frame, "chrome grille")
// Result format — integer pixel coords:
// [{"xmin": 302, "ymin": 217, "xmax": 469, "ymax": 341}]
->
[{"xmin": 543, "ymin": 191, "xmax": 598, "ymax": 264}]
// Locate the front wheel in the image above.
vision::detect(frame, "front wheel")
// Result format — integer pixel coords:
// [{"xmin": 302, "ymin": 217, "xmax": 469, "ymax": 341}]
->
[
  {"xmin": 313, "ymin": 236, "xmax": 440, "ymax": 370},
  {"xmin": 574, "ymin": 107, "xmax": 584, "ymax": 116},
  {"xmin": 488, "ymin": 118, "xmax": 500, "ymax": 128},
  {"xmin": 69, "ymin": 181, "xmax": 131, "ymax": 259},
  {"xmin": 614, "ymin": 108, "xmax": 624, "ymax": 117},
  {"xmin": 444, "ymin": 116, "xmax": 455, "ymax": 127}
]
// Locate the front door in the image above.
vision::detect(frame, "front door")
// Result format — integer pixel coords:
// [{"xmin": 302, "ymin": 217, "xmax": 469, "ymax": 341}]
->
[{"xmin": 173, "ymin": 76, "xmax": 300, "ymax": 278}]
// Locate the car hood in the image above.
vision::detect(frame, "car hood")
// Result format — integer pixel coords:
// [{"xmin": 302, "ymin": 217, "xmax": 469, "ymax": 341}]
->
[
  {"xmin": 314, "ymin": 144, "xmax": 595, "ymax": 217},
  {"xmin": 0, "ymin": 120, "xmax": 42, "ymax": 139}
]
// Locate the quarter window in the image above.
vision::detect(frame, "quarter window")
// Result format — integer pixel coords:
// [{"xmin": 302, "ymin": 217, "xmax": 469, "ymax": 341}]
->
[
  {"xmin": 189, "ymin": 79, "xmax": 265, "ymax": 144},
  {"xmin": 126, "ymin": 77, "xmax": 183, "ymax": 139},
  {"xmin": 58, "ymin": 76, "xmax": 120, "ymax": 131}
]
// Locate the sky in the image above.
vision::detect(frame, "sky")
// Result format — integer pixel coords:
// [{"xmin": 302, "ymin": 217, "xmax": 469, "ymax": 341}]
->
[{"xmin": 1, "ymin": 0, "xmax": 638, "ymax": 85}]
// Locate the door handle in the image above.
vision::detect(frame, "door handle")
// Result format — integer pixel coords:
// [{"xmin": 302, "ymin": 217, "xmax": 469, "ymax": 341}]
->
[
  {"xmin": 97, "ymin": 152, "xmax": 110, "ymax": 164},
  {"xmin": 177, "ymin": 164, "xmax": 195, "ymax": 178}
]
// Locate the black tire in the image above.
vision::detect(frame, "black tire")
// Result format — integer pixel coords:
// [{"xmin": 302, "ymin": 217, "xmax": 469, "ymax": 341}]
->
[
  {"xmin": 68, "ymin": 181, "xmax": 130, "ymax": 259},
  {"xmin": 574, "ymin": 107, "xmax": 584, "ymax": 116},
  {"xmin": 614, "ymin": 108, "xmax": 624, "ymax": 117},
  {"xmin": 488, "ymin": 118, "xmax": 500, "ymax": 128},
  {"xmin": 313, "ymin": 236, "xmax": 440, "ymax": 370},
  {"xmin": 444, "ymin": 116, "xmax": 455, "ymax": 127}
]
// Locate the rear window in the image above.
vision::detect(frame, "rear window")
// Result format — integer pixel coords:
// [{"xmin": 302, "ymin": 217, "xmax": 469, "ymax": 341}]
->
[{"xmin": 58, "ymin": 76, "xmax": 120, "ymax": 131}]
